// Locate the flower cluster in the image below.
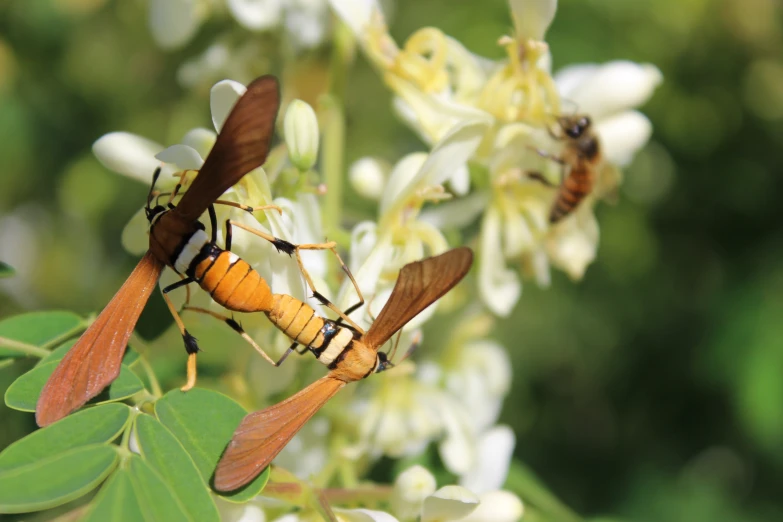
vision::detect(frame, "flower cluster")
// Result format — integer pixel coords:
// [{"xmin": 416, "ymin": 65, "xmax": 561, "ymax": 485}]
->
[{"xmin": 92, "ymin": 0, "xmax": 663, "ymax": 519}]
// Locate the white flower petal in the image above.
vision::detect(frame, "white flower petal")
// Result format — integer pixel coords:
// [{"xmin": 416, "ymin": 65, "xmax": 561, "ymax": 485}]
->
[
  {"xmin": 382, "ymin": 117, "xmax": 491, "ymax": 213},
  {"xmin": 379, "ymin": 153, "xmax": 428, "ymax": 214},
  {"xmin": 217, "ymin": 497, "xmax": 267, "ymax": 522},
  {"xmin": 546, "ymin": 209, "xmax": 599, "ymax": 280},
  {"xmin": 93, "ymin": 132, "xmax": 166, "ymax": 184},
  {"xmin": 148, "ymin": 0, "xmax": 202, "ymax": 49},
  {"xmin": 555, "ymin": 61, "xmax": 662, "ymax": 119},
  {"xmin": 328, "ymin": 0, "xmax": 380, "ymax": 36},
  {"xmin": 438, "ymin": 399, "xmax": 477, "ymax": 475},
  {"xmin": 509, "ymin": 0, "xmax": 558, "ymax": 42},
  {"xmin": 155, "ymin": 144, "xmax": 204, "ymax": 170},
  {"xmin": 211, "ymin": 80, "xmax": 247, "ymax": 131},
  {"xmin": 350, "ymin": 157, "xmax": 389, "ymax": 200},
  {"xmin": 227, "ymin": 0, "xmax": 284, "ymax": 30},
  {"xmin": 455, "ymin": 491, "xmax": 523, "ymax": 522},
  {"xmin": 420, "ymin": 192, "xmax": 490, "ymax": 231},
  {"xmin": 478, "ymin": 207, "xmax": 520, "ymax": 317},
  {"xmin": 459, "ymin": 426, "xmax": 515, "ymax": 494},
  {"xmin": 448, "ymin": 164, "xmax": 470, "ymax": 196},
  {"xmin": 395, "ymin": 465, "xmax": 437, "ymax": 507},
  {"xmin": 421, "ymin": 486, "xmax": 480, "ymax": 522},
  {"xmin": 121, "ymin": 207, "xmax": 150, "ymax": 256},
  {"xmin": 594, "ymin": 110, "xmax": 652, "ymax": 167},
  {"xmin": 334, "ymin": 508, "xmax": 400, "ymax": 522},
  {"xmin": 181, "ymin": 128, "xmax": 217, "ymax": 159}
]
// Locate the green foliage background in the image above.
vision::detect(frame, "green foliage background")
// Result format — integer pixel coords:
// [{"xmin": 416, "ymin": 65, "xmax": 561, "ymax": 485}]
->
[{"xmin": 1, "ymin": 0, "xmax": 783, "ymax": 520}]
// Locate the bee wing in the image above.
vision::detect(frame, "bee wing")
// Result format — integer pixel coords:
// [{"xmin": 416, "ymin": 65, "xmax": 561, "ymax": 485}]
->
[
  {"xmin": 35, "ymin": 252, "xmax": 164, "ymax": 427},
  {"xmin": 174, "ymin": 75, "xmax": 281, "ymax": 222},
  {"xmin": 363, "ymin": 247, "xmax": 473, "ymax": 350},
  {"xmin": 214, "ymin": 375, "xmax": 346, "ymax": 492}
]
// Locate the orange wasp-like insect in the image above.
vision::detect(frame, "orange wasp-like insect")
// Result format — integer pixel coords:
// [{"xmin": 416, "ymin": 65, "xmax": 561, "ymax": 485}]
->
[
  {"xmin": 214, "ymin": 246, "xmax": 474, "ymax": 491},
  {"xmin": 530, "ymin": 115, "xmax": 601, "ymax": 223},
  {"xmin": 36, "ymin": 75, "xmax": 366, "ymax": 427}
]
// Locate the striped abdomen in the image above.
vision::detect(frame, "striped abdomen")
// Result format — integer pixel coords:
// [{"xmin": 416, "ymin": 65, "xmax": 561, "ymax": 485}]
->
[
  {"xmin": 549, "ymin": 162, "xmax": 594, "ymax": 223},
  {"xmin": 173, "ymin": 229, "xmax": 273, "ymax": 313},
  {"xmin": 265, "ymin": 294, "xmax": 372, "ymax": 374}
]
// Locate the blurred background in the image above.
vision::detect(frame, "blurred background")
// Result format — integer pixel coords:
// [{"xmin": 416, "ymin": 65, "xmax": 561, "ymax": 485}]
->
[{"xmin": 2, "ymin": 0, "xmax": 783, "ymax": 521}]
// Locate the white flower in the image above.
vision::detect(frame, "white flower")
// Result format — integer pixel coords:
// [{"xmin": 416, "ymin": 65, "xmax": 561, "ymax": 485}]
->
[
  {"xmin": 228, "ymin": 0, "xmax": 331, "ymax": 49},
  {"xmin": 454, "ymin": 491, "xmax": 523, "ymax": 522},
  {"xmin": 284, "ymin": 99, "xmax": 320, "ymax": 171},
  {"xmin": 349, "ymin": 157, "xmax": 389, "ymax": 200},
  {"xmin": 459, "ymin": 426, "xmax": 515, "ymax": 494},
  {"xmin": 421, "ymin": 486, "xmax": 479, "ymax": 522},
  {"xmin": 148, "ymin": 0, "xmax": 205, "ymax": 50},
  {"xmin": 393, "ymin": 465, "xmax": 437, "ymax": 520}
]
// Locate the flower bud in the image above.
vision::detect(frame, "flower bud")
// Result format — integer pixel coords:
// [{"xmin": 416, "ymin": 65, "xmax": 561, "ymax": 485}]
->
[
  {"xmin": 284, "ymin": 99, "xmax": 319, "ymax": 171},
  {"xmin": 393, "ymin": 465, "xmax": 437, "ymax": 519},
  {"xmin": 349, "ymin": 157, "xmax": 388, "ymax": 200}
]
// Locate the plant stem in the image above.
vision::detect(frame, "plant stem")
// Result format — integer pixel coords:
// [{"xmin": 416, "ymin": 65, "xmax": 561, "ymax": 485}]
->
[{"xmin": 0, "ymin": 336, "xmax": 50, "ymax": 358}]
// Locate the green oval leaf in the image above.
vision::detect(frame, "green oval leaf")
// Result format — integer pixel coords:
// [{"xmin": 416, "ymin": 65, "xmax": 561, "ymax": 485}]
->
[
  {"xmin": 0, "ymin": 444, "xmax": 118, "ymax": 513},
  {"xmin": 155, "ymin": 388, "xmax": 269, "ymax": 501},
  {"xmin": 5, "ymin": 360, "xmax": 144, "ymax": 412},
  {"xmin": 0, "ymin": 262, "xmax": 14, "ymax": 278},
  {"xmin": 127, "ymin": 455, "xmax": 191, "ymax": 522},
  {"xmin": 82, "ymin": 467, "xmax": 145, "ymax": 522},
  {"xmin": 0, "ymin": 403, "xmax": 130, "ymax": 471},
  {"xmin": 134, "ymin": 414, "xmax": 220, "ymax": 522},
  {"xmin": 0, "ymin": 311, "xmax": 83, "ymax": 358}
]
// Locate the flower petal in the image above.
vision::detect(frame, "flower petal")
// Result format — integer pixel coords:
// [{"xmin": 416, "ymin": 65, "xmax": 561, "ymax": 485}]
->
[
  {"xmin": 155, "ymin": 144, "xmax": 204, "ymax": 170},
  {"xmin": 227, "ymin": 0, "xmax": 283, "ymax": 31},
  {"xmin": 121, "ymin": 207, "xmax": 150, "ymax": 256},
  {"xmin": 334, "ymin": 508, "xmax": 400, "ymax": 522},
  {"xmin": 328, "ymin": 0, "xmax": 380, "ymax": 36},
  {"xmin": 546, "ymin": 208, "xmax": 599, "ymax": 280},
  {"xmin": 459, "ymin": 425, "xmax": 516, "ymax": 494},
  {"xmin": 394, "ymin": 465, "xmax": 437, "ymax": 515},
  {"xmin": 181, "ymin": 127, "xmax": 217, "ymax": 159},
  {"xmin": 350, "ymin": 157, "xmax": 389, "ymax": 200},
  {"xmin": 420, "ymin": 192, "xmax": 490, "ymax": 231},
  {"xmin": 509, "ymin": 0, "xmax": 558, "ymax": 42},
  {"xmin": 93, "ymin": 132, "xmax": 166, "ymax": 184},
  {"xmin": 211, "ymin": 79, "xmax": 247, "ymax": 131},
  {"xmin": 421, "ymin": 486, "xmax": 479, "ymax": 522},
  {"xmin": 478, "ymin": 207, "xmax": 521, "ymax": 317},
  {"xmin": 555, "ymin": 61, "xmax": 662, "ymax": 119},
  {"xmin": 594, "ymin": 110, "xmax": 652, "ymax": 167},
  {"xmin": 455, "ymin": 491, "xmax": 524, "ymax": 522},
  {"xmin": 148, "ymin": 0, "xmax": 203, "ymax": 50}
]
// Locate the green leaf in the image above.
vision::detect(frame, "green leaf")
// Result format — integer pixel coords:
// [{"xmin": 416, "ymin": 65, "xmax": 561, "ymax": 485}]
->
[
  {"xmin": 156, "ymin": 388, "xmax": 269, "ymax": 501},
  {"xmin": 134, "ymin": 414, "xmax": 220, "ymax": 522},
  {"xmin": 39, "ymin": 339, "xmax": 139, "ymax": 367},
  {"xmin": 82, "ymin": 468, "xmax": 145, "ymax": 522},
  {"xmin": 127, "ymin": 456, "xmax": 192, "ymax": 522},
  {"xmin": 0, "ymin": 404, "xmax": 130, "ymax": 471},
  {"xmin": 0, "ymin": 311, "xmax": 83, "ymax": 358},
  {"xmin": 0, "ymin": 444, "xmax": 118, "ymax": 513},
  {"xmin": 0, "ymin": 262, "xmax": 14, "ymax": 278},
  {"xmin": 5, "ymin": 360, "xmax": 144, "ymax": 412},
  {"xmin": 0, "ymin": 359, "xmax": 14, "ymax": 370},
  {"xmin": 83, "ymin": 456, "xmax": 193, "ymax": 522}
]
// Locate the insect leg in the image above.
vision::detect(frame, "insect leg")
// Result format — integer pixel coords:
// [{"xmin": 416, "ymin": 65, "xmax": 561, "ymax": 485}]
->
[
  {"xmin": 161, "ymin": 278, "xmax": 200, "ymax": 391},
  {"xmin": 226, "ymin": 220, "xmax": 366, "ymax": 333},
  {"xmin": 182, "ymin": 306, "xmax": 298, "ymax": 366}
]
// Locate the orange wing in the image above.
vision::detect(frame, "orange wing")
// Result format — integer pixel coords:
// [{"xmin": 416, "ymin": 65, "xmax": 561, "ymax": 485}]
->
[
  {"xmin": 36, "ymin": 252, "xmax": 164, "ymax": 427},
  {"xmin": 174, "ymin": 75, "xmax": 281, "ymax": 222},
  {"xmin": 214, "ymin": 375, "xmax": 346, "ymax": 491},
  {"xmin": 363, "ymin": 247, "xmax": 473, "ymax": 350}
]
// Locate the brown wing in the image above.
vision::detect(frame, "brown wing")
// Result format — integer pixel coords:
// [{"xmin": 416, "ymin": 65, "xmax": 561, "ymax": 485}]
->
[
  {"xmin": 363, "ymin": 247, "xmax": 473, "ymax": 350},
  {"xmin": 214, "ymin": 375, "xmax": 346, "ymax": 491},
  {"xmin": 174, "ymin": 75, "xmax": 281, "ymax": 222},
  {"xmin": 36, "ymin": 252, "xmax": 164, "ymax": 427}
]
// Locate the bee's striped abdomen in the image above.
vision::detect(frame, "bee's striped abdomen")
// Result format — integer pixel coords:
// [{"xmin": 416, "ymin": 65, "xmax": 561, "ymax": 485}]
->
[{"xmin": 549, "ymin": 164, "xmax": 593, "ymax": 223}]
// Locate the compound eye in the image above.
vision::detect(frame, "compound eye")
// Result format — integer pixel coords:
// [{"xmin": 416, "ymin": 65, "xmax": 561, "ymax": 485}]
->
[{"xmin": 566, "ymin": 126, "xmax": 581, "ymax": 138}]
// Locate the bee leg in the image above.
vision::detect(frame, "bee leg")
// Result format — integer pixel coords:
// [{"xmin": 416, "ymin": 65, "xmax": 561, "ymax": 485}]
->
[
  {"xmin": 161, "ymin": 277, "xmax": 200, "ymax": 391},
  {"xmin": 181, "ymin": 306, "xmax": 297, "ymax": 367}
]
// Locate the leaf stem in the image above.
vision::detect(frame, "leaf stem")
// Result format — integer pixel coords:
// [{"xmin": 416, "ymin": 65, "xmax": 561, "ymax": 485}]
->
[{"xmin": 0, "ymin": 336, "xmax": 50, "ymax": 358}]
